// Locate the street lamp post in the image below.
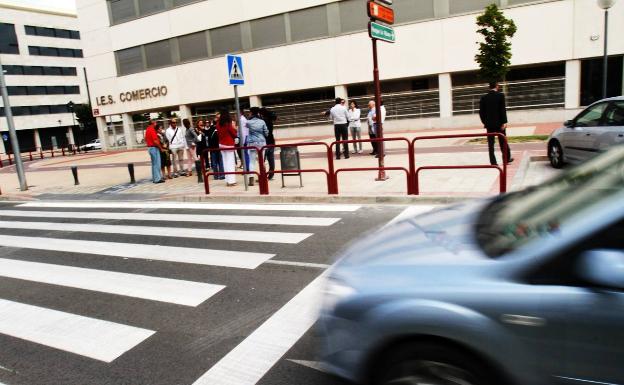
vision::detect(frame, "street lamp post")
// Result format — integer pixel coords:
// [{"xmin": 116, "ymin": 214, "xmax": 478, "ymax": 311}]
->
[{"xmin": 597, "ymin": 0, "xmax": 618, "ymax": 99}]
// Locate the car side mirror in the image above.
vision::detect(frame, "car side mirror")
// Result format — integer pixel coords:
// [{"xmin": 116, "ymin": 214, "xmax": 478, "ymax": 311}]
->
[
  {"xmin": 578, "ymin": 249, "xmax": 624, "ymax": 289},
  {"xmin": 564, "ymin": 120, "xmax": 575, "ymax": 128}
]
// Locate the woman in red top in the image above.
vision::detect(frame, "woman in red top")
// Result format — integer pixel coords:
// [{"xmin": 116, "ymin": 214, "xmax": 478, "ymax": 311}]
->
[{"xmin": 216, "ymin": 110, "xmax": 238, "ymax": 186}]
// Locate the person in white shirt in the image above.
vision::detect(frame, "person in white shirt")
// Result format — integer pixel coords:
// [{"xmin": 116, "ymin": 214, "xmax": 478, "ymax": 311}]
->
[
  {"xmin": 238, "ymin": 109, "xmax": 248, "ymax": 169},
  {"xmin": 348, "ymin": 101, "xmax": 362, "ymax": 154},
  {"xmin": 329, "ymin": 98, "xmax": 350, "ymax": 159},
  {"xmin": 165, "ymin": 119, "xmax": 188, "ymax": 177},
  {"xmin": 367, "ymin": 100, "xmax": 387, "ymax": 157}
]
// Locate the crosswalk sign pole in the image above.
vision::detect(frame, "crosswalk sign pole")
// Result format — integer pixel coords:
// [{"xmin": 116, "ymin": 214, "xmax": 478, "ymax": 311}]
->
[
  {"xmin": 234, "ymin": 85, "xmax": 248, "ymax": 191},
  {"xmin": 227, "ymin": 55, "xmax": 248, "ymax": 191}
]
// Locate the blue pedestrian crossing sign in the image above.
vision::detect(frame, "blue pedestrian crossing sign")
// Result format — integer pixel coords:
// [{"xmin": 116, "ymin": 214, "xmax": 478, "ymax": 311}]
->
[{"xmin": 227, "ymin": 55, "xmax": 245, "ymax": 86}]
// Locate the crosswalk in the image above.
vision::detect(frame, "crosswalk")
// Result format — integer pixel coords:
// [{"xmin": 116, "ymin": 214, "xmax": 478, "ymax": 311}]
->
[{"xmin": 0, "ymin": 201, "xmax": 362, "ymax": 384}]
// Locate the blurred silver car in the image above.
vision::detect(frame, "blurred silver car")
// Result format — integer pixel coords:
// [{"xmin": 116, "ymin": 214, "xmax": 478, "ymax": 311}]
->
[
  {"xmin": 320, "ymin": 145, "xmax": 624, "ymax": 385},
  {"xmin": 548, "ymin": 96, "xmax": 624, "ymax": 168}
]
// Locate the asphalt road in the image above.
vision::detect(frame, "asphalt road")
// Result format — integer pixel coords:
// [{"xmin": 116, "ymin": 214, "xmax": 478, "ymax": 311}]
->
[{"xmin": 0, "ymin": 200, "xmax": 420, "ymax": 385}]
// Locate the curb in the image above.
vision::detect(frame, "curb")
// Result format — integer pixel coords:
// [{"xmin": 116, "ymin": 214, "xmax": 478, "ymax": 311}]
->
[{"xmin": 510, "ymin": 154, "xmax": 550, "ymax": 191}]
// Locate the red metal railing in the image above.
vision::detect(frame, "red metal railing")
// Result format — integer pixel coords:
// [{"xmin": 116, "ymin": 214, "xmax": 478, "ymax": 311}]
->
[{"xmin": 201, "ymin": 146, "xmax": 267, "ymax": 195}]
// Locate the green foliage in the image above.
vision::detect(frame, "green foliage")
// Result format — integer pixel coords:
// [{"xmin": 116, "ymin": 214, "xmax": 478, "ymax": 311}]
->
[
  {"xmin": 475, "ymin": 4, "xmax": 517, "ymax": 83},
  {"xmin": 74, "ymin": 104, "xmax": 95, "ymax": 128}
]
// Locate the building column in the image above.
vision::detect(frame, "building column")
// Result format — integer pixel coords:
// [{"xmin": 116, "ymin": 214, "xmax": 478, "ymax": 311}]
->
[
  {"xmin": 96, "ymin": 116, "xmax": 109, "ymax": 151},
  {"xmin": 565, "ymin": 60, "xmax": 581, "ymax": 109},
  {"xmin": 178, "ymin": 104, "xmax": 192, "ymax": 121},
  {"xmin": 249, "ymin": 95, "xmax": 262, "ymax": 107},
  {"xmin": 33, "ymin": 129, "xmax": 42, "ymax": 150},
  {"xmin": 121, "ymin": 113, "xmax": 135, "ymax": 149},
  {"xmin": 334, "ymin": 85, "xmax": 348, "ymax": 102},
  {"xmin": 67, "ymin": 127, "xmax": 76, "ymax": 147},
  {"xmin": 438, "ymin": 73, "xmax": 453, "ymax": 118}
]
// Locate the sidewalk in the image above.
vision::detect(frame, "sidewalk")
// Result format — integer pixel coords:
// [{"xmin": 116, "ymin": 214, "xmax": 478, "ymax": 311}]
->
[{"xmin": 0, "ymin": 123, "xmax": 559, "ymax": 202}]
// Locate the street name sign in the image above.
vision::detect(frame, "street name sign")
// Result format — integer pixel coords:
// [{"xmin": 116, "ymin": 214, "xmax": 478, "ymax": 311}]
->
[
  {"xmin": 368, "ymin": 1, "xmax": 395, "ymax": 24},
  {"xmin": 227, "ymin": 55, "xmax": 245, "ymax": 86},
  {"xmin": 368, "ymin": 21, "xmax": 396, "ymax": 43}
]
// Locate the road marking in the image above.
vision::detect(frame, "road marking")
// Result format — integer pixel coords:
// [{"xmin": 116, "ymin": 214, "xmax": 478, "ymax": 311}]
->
[
  {"xmin": 383, "ymin": 205, "xmax": 440, "ymax": 228},
  {"xmin": 0, "ymin": 258, "xmax": 224, "ymax": 306},
  {"xmin": 18, "ymin": 202, "xmax": 361, "ymax": 212},
  {"xmin": 0, "ymin": 221, "xmax": 312, "ymax": 244},
  {"xmin": 265, "ymin": 260, "xmax": 330, "ymax": 269},
  {"xmin": 0, "ymin": 235, "xmax": 274, "ymax": 269},
  {"xmin": 192, "ymin": 273, "xmax": 326, "ymax": 385},
  {"xmin": 0, "ymin": 299, "xmax": 154, "ymax": 363},
  {"xmin": 0, "ymin": 210, "xmax": 341, "ymax": 227}
]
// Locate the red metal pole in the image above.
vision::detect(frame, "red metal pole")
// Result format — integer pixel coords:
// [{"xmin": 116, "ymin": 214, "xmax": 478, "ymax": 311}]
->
[
  {"xmin": 201, "ymin": 150, "xmax": 210, "ymax": 194},
  {"xmin": 372, "ymin": 38, "xmax": 387, "ymax": 181},
  {"xmin": 257, "ymin": 148, "xmax": 269, "ymax": 195},
  {"xmin": 39, "ymin": 147, "xmax": 43, "ymax": 159}
]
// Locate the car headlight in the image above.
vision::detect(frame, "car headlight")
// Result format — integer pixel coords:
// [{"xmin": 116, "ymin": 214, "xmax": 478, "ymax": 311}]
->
[{"xmin": 322, "ymin": 278, "xmax": 356, "ymax": 313}]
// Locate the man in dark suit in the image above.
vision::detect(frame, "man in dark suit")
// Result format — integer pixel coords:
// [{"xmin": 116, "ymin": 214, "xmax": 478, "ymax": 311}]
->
[{"xmin": 479, "ymin": 82, "xmax": 513, "ymax": 165}]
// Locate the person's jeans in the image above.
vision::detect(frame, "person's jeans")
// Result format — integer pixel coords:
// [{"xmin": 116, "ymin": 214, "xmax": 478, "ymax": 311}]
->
[
  {"xmin": 148, "ymin": 147, "xmax": 162, "ymax": 182},
  {"xmin": 265, "ymin": 147, "xmax": 275, "ymax": 179},
  {"xmin": 350, "ymin": 126, "xmax": 362, "ymax": 152},
  {"xmin": 334, "ymin": 123, "xmax": 349, "ymax": 159},
  {"xmin": 210, "ymin": 150, "xmax": 224, "ymax": 180},
  {"xmin": 369, "ymin": 132, "xmax": 378, "ymax": 154},
  {"xmin": 486, "ymin": 129, "xmax": 511, "ymax": 165}
]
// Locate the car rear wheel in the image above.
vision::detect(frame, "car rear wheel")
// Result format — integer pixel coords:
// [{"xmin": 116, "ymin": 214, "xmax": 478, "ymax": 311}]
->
[
  {"xmin": 374, "ymin": 343, "xmax": 498, "ymax": 385},
  {"xmin": 548, "ymin": 140, "xmax": 564, "ymax": 169}
]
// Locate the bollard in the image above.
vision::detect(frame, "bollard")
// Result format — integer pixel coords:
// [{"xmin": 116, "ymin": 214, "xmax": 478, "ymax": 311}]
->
[
  {"xmin": 71, "ymin": 166, "xmax": 79, "ymax": 185},
  {"xmin": 127, "ymin": 163, "xmax": 136, "ymax": 184},
  {"xmin": 195, "ymin": 160, "xmax": 203, "ymax": 183}
]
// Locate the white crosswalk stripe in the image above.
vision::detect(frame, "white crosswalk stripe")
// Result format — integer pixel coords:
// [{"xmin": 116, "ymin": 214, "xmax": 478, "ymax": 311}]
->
[
  {"xmin": 0, "ymin": 210, "xmax": 341, "ymax": 226},
  {"xmin": 18, "ymin": 202, "xmax": 361, "ymax": 212},
  {"xmin": 0, "ymin": 299, "xmax": 155, "ymax": 363},
  {"xmin": 0, "ymin": 258, "xmax": 224, "ymax": 306},
  {"xmin": 0, "ymin": 221, "xmax": 313, "ymax": 244}
]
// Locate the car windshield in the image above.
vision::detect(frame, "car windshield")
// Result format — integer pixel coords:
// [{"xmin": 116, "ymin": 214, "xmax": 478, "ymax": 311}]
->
[{"xmin": 476, "ymin": 145, "xmax": 624, "ymax": 257}]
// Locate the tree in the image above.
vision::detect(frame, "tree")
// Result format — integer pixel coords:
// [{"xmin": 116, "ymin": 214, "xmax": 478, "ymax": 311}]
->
[
  {"xmin": 475, "ymin": 4, "xmax": 517, "ymax": 83},
  {"xmin": 74, "ymin": 103, "xmax": 95, "ymax": 129}
]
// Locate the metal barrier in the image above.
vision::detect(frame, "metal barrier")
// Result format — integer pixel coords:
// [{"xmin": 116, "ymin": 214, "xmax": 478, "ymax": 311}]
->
[
  {"xmin": 201, "ymin": 146, "xmax": 267, "ymax": 195},
  {"xmin": 411, "ymin": 133, "xmax": 508, "ymax": 195},
  {"xmin": 330, "ymin": 137, "xmax": 415, "ymax": 195}
]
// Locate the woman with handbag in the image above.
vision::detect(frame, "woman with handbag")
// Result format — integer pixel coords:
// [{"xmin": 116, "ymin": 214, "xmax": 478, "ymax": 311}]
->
[{"xmin": 216, "ymin": 109, "xmax": 239, "ymax": 186}]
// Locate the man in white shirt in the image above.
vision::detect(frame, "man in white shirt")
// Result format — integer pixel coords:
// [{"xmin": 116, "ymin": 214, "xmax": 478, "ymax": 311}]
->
[
  {"xmin": 367, "ymin": 100, "xmax": 387, "ymax": 157},
  {"xmin": 239, "ymin": 109, "xmax": 249, "ymax": 169},
  {"xmin": 166, "ymin": 119, "xmax": 188, "ymax": 177},
  {"xmin": 329, "ymin": 98, "xmax": 350, "ymax": 159}
]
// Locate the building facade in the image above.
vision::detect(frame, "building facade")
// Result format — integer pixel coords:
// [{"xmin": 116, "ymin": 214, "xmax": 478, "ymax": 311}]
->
[
  {"xmin": 0, "ymin": 3, "xmax": 91, "ymax": 154},
  {"xmin": 77, "ymin": 0, "xmax": 624, "ymax": 150}
]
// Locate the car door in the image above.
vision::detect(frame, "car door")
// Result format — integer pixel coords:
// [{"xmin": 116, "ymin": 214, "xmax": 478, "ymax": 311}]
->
[
  {"xmin": 597, "ymin": 101, "xmax": 624, "ymax": 151},
  {"xmin": 565, "ymin": 102, "xmax": 609, "ymax": 162}
]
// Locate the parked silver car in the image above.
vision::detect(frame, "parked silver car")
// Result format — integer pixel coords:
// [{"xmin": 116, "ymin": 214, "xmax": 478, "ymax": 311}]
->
[
  {"xmin": 548, "ymin": 96, "xmax": 624, "ymax": 168},
  {"xmin": 320, "ymin": 145, "xmax": 624, "ymax": 385}
]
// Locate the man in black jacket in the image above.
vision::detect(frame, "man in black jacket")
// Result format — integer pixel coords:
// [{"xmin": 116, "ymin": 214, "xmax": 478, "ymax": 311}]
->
[{"xmin": 479, "ymin": 82, "xmax": 513, "ymax": 165}]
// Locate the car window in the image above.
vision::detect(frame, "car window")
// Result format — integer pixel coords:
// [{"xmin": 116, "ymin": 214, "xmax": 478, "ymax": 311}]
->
[
  {"xmin": 476, "ymin": 146, "xmax": 624, "ymax": 257},
  {"xmin": 575, "ymin": 102, "xmax": 608, "ymax": 127},
  {"xmin": 605, "ymin": 101, "xmax": 624, "ymax": 127}
]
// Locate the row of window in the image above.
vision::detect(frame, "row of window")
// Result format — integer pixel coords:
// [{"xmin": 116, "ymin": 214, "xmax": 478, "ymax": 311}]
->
[
  {"xmin": 109, "ymin": 0, "xmax": 201, "ymax": 24},
  {"xmin": 28, "ymin": 46, "xmax": 83, "ymax": 58},
  {"xmin": 7, "ymin": 86, "xmax": 80, "ymax": 96},
  {"xmin": 114, "ymin": 0, "xmax": 545, "ymax": 76},
  {"xmin": 0, "ymin": 23, "xmax": 19, "ymax": 54},
  {"xmin": 2, "ymin": 65, "xmax": 78, "ymax": 76},
  {"xmin": 0, "ymin": 104, "xmax": 74, "ymax": 117},
  {"xmin": 25, "ymin": 25, "xmax": 80, "ymax": 40}
]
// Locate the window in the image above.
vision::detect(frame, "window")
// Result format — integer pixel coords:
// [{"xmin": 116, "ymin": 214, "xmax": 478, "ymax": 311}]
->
[
  {"xmin": 41, "ymin": 46, "xmax": 59, "ymax": 56},
  {"xmin": 0, "ymin": 23, "xmax": 19, "ymax": 54},
  {"xmin": 12, "ymin": 106, "xmax": 31, "ymax": 116},
  {"xmin": 24, "ymin": 25, "xmax": 81, "ymax": 39},
  {"xmin": 62, "ymin": 67, "xmax": 77, "ymax": 76},
  {"xmin": 3, "ymin": 65, "xmax": 23, "ymax": 75},
  {"xmin": 605, "ymin": 102, "xmax": 624, "ymax": 127},
  {"xmin": 173, "ymin": 0, "xmax": 198, "ymax": 5},
  {"xmin": 109, "ymin": 0, "xmax": 137, "ymax": 24},
  {"xmin": 394, "ymin": 0, "xmax": 435, "ymax": 23},
  {"xmin": 55, "ymin": 29, "xmax": 71, "ymax": 39},
  {"xmin": 116, "ymin": 46, "xmax": 144, "ymax": 75},
  {"xmin": 138, "ymin": 0, "xmax": 165, "ymax": 16},
  {"xmin": 74, "ymin": 49, "xmax": 83, "ymax": 57},
  {"xmin": 50, "ymin": 105, "xmax": 70, "ymax": 114},
  {"xmin": 339, "ymin": 0, "xmax": 368, "ymax": 33},
  {"xmin": 178, "ymin": 32, "xmax": 208, "ymax": 62},
  {"xmin": 25, "ymin": 26, "xmax": 36, "ymax": 35},
  {"xmin": 450, "ymin": 0, "xmax": 500, "ymax": 14},
  {"xmin": 27, "ymin": 86, "xmax": 47, "ymax": 95},
  {"xmin": 59, "ymin": 48, "xmax": 75, "ymax": 57},
  {"xmin": 144, "ymin": 40, "xmax": 172, "ymax": 69},
  {"xmin": 576, "ymin": 103, "xmax": 608, "ymax": 127},
  {"xmin": 211, "ymin": 24, "xmax": 243, "ymax": 56},
  {"xmin": 30, "ymin": 105, "xmax": 51, "ymax": 115},
  {"xmin": 7, "ymin": 86, "xmax": 28, "ymax": 96},
  {"xmin": 251, "ymin": 15, "xmax": 287, "ymax": 49},
  {"xmin": 64, "ymin": 86, "xmax": 80, "ymax": 94},
  {"xmin": 48, "ymin": 86, "xmax": 65, "ymax": 94},
  {"xmin": 25, "ymin": 66, "xmax": 45, "ymax": 75},
  {"xmin": 37, "ymin": 27, "xmax": 56, "ymax": 37},
  {"xmin": 28, "ymin": 46, "xmax": 40, "ymax": 55},
  {"xmin": 29, "ymin": 46, "xmax": 80, "ymax": 57},
  {"xmin": 290, "ymin": 6, "xmax": 329, "ymax": 42},
  {"xmin": 44, "ymin": 67, "xmax": 62, "ymax": 76},
  {"xmin": 70, "ymin": 30, "xmax": 80, "ymax": 39}
]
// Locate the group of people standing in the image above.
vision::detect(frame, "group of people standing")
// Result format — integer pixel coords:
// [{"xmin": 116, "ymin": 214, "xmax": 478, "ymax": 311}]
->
[{"xmin": 144, "ymin": 107, "xmax": 276, "ymax": 186}]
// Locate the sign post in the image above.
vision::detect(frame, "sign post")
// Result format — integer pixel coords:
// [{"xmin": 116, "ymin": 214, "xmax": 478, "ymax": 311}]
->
[
  {"xmin": 367, "ymin": 1, "xmax": 395, "ymax": 181},
  {"xmin": 227, "ymin": 54, "xmax": 247, "ymax": 190}
]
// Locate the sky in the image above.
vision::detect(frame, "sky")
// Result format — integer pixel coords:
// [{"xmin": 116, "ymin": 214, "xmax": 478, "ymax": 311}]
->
[{"xmin": 0, "ymin": 0, "xmax": 77, "ymax": 13}]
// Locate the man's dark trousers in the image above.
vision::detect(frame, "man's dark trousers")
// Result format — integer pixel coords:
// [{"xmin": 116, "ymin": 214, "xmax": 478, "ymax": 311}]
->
[
  {"xmin": 334, "ymin": 123, "xmax": 349, "ymax": 159},
  {"xmin": 480, "ymin": 89, "xmax": 511, "ymax": 165},
  {"xmin": 486, "ymin": 129, "xmax": 511, "ymax": 165}
]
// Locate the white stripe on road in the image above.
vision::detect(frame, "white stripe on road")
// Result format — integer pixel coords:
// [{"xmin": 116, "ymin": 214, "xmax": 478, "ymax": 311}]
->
[
  {"xmin": 0, "ymin": 221, "xmax": 312, "ymax": 244},
  {"xmin": 0, "ymin": 258, "xmax": 224, "ymax": 307},
  {"xmin": 0, "ymin": 235, "xmax": 273, "ymax": 269},
  {"xmin": 192, "ymin": 273, "xmax": 326, "ymax": 385},
  {"xmin": 0, "ymin": 210, "xmax": 341, "ymax": 227},
  {"xmin": 0, "ymin": 299, "xmax": 154, "ymax": 362},
  {"xmin": 18, "ymin": 202, "xmax": 361, "ymax": 212}
]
